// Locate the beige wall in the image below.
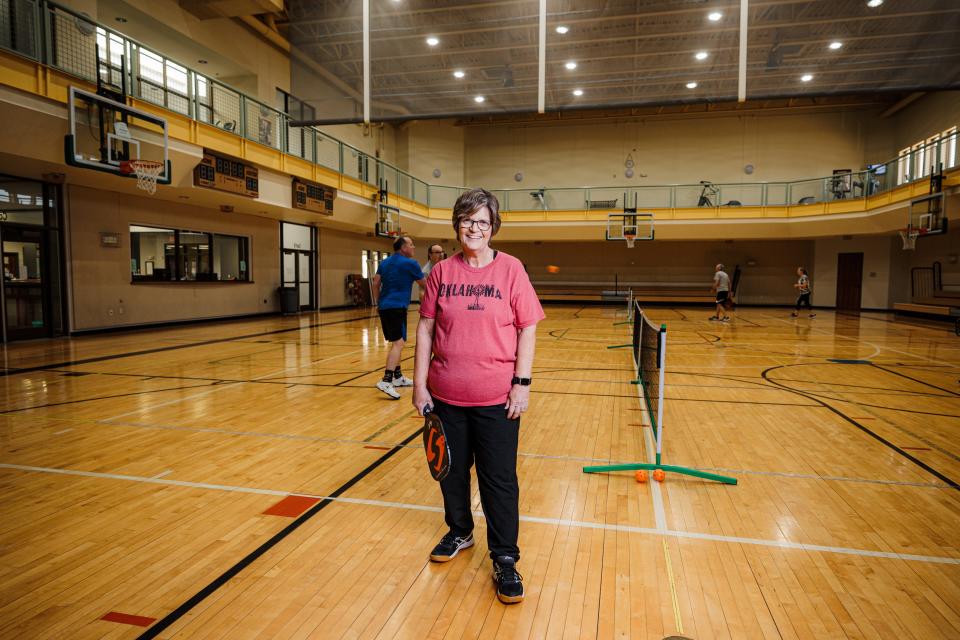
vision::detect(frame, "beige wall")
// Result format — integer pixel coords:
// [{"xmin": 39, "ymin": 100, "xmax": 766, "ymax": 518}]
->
[
  {"xmin": 812, "ymin": 235, "xmax": 899, "ymax": 310},
  {"xmin": 67, "ymin": 185, "xmax": 280, "ymax": 330},
  {"xmin": 318, "ymin": 227, "xmax": 393, "ymax": 307},
  {"xmin": 397, "ymin": 121, "xmax": 465, "ymax": 186},
  {"xmin": 894, "ymin": 91, "xmax": 960, "ymax": 153},
  {"xmin": 463, "ymin": 109, "xmax": 879, "ymax": 190}
]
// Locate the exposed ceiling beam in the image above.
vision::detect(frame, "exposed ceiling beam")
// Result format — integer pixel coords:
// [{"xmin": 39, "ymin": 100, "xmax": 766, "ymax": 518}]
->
[{"xmin": 879, "ymin": 92, "xmax": 927, "ymax": 118}]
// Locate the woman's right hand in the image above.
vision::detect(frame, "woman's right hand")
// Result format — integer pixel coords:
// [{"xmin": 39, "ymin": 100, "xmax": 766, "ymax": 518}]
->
[{"xmin": 413, "ymin": 386, "xmax": 433, "ymax": 416}]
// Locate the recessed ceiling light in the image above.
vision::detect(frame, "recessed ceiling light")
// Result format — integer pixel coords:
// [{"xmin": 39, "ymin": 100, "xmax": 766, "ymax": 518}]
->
[
  {"xmin": 686, "ymin": 81, "xmax": 698, "ymax": 89},
  {"xmin": 573, "ymin": 89, "xmax": 583, "ymax": 96},
  {"xmin": 708, "ymin": 11, "xmax": 722, "ymax": 21},
  {"xmin": 197, "ymin": 59, "xmax": 208, "ymax": 64},
  {"xmin": 556, "ymin": 25, "xmax": 569, "ymax": 34},
  {"xmin": 829, "ymin": 41, "xmax": 843, "ymax": 50},
  {"xmin": 867, "ymin": 0, "xmax": 883, "ymax": 7},
  {"xmin": 695, "ymin": 51, "xmax": 709, "ymax": 60},
  {"xmin": 565, "ymin": 61, "xmax": 577, "ymax": 70},
  {"xmin": 474, "ymin": 95, "xmax": 485, "ymax": 103},
  {"xmin": 426, "ymin": 36, "xmax": 439, "ymax": 46},
  {"xmin": 115, "ymin": 16, "xmax": 127, "ymax": 23},
  {"xmin": 453, "ymin": 70, "xmax": 465, "ymax": 78},
  {"xmin": 801, "ymin": 73, "xmax": 813, "ymax": 82}
]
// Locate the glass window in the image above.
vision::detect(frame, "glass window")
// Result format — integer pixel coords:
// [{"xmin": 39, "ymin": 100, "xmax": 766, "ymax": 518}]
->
[
  {"xmin": 131, "ymin": 225, "xmax": 176, "ymax": 281},
  {"xmin": 361, "ymin": 249, "xmax": 369, "ymax": 278},
  {"xmin": 213, "ymin": 234, "xmax": 249, "ymax": 281},
  {"xmin": 130, "ymin": 225, "xmax": 249, "ymax": 282},
  {"xmin": 897, "ymin": 148, "xmax": 910, "ymax": 185},
  {"xmin": 940, "ymin": 127, "xmax": 957, "ymax": 169}
]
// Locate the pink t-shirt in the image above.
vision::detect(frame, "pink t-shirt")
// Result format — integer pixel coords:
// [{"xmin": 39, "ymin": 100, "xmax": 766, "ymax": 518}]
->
[{"xmin": 420, "ymin": 251, "xmax": 545, "ymax": 407}]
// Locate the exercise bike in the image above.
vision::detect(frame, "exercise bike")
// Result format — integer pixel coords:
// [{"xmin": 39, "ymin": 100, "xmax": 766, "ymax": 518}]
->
[{"xmin": 697, "ymin": 181, "xmax": 719, "ymax": 207}]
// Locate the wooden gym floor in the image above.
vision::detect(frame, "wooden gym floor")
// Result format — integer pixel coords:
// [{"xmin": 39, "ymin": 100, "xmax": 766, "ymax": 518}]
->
[{"xmin": 0, "ymin": 305, "xmax": 958, "ymax": 639}]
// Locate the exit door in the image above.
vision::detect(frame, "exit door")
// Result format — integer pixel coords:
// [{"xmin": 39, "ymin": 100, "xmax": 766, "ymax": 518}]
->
[
  {"xmin": 282, "ymin": 249, "xmax": 313, "ymax": 310},
  {"xmin": 836, "ymin": 252, "xmax": 863, "ymax": 312}
]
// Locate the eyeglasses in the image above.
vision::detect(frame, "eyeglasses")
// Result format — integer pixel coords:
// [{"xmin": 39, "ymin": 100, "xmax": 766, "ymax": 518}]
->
[{"xmin": 459, "ymin": 219, "xmax": 491, "ymax": 231}]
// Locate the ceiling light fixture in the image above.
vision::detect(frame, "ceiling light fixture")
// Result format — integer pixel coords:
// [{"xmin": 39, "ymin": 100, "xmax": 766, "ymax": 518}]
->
[
  {"xmin": 686, "ymin": 81, "xmax": 698, "ymax": 89},
  {"xmin": 556, "ymin": 25, "xmax": 569, "ymax": 34},
  {"xmin": 474, "ymin": 95, "xmax": 485, "ymax": 103},
  {"xmin": 453, "ymin": 70, "xmax": 465, "ymax": 78},
  {"xmin": 801, "ymin": 73, "xmax": 813, "ymax": 82},
  {"xmin": 867, "ymin": 0, "xmax": 883, "ymax": 7},
  {"xmin": 197, "ymin": 59, "xmax": 208, "ymax": 64},
  {"xmin": 829, "ymin": 41, "xmax": 843, "ymax": 50},
  {"xmin": 708, "ymin": 11, "xmax": 722, "ymax": 21},
  {"xmin": 115, "ymin": 16, "xmax": 127, "ymax": 23},
  {"xmin": 426, "ymin": 37, "xmax": 439, "ymax": 46},
  {"xmin": 573, "ymin": 89, "xmax": 583, "ymax": 96},
  {"xmin": 565, "ymin": 61, "xmax": 577, "ymax": 70},
  {"xmin": 695, "ymin": 51, "xmax": 708, "ymax": 60}
]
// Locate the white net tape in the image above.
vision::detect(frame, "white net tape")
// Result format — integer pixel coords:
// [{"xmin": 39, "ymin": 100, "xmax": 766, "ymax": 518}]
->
[{"xmin": 127, "ymin": 161, "xmax": 163, "ymax": 195}]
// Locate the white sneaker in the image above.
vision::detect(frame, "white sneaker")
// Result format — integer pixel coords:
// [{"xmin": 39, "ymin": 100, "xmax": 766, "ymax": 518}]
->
[
  {"xmin": 392, "ymin": 375, "xmax": 414, "ymax": 387},
  {"xmin": 376, "ymin": 380, "xmax": 400, "ymax": 400}
]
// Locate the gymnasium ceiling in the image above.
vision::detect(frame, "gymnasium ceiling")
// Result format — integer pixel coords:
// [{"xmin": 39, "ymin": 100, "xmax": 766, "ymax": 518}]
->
[{"xmin": 279, "ymin": 0, "xmax": 960, "ymax": 123}]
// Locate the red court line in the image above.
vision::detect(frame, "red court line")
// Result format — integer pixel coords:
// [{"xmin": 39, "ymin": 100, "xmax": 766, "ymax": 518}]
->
[
  {"xmin": 263, "ymin": 495, "xmax": 321, "ymax": 517},
  {"xmin": 101, "ymin": 611, "xmax": 156, "ymax": 627},
  {"xmin": 364, "ymin": 445, "xmax": 391, "ymax": 450}
]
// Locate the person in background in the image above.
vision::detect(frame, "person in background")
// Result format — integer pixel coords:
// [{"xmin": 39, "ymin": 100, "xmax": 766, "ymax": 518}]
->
[
  {"xmin": 710, "ymin": 263, "xmax": 731, "ymax": 322},
  {"xmin": 792, "ymin": 267, "xmax": 816, "ymax": 318}
]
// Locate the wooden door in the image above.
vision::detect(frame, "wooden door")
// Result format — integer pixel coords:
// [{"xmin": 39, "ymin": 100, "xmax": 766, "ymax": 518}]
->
[{"xmin": 836, "ymin": 252, "xmax": 863, "ymax": 311}]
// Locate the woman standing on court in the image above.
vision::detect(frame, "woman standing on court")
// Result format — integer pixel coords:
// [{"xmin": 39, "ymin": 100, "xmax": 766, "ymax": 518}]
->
[
  {"xmin": 792, "ymin": 266, "xmax": 816, "ymax": 318},
  {"xmin": 413, "ymin": 188, "xmax": 544, "ymax": 604}
]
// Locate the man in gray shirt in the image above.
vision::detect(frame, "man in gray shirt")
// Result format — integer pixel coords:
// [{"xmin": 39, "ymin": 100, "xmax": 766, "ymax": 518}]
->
[{"xmin": 710, "ymin": 263, "xmax": 731, "ymax": 322}]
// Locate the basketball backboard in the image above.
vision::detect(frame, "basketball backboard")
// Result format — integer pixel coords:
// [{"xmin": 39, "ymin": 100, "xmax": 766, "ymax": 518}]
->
[
  {"xmin": 375, "ymin": 203, "xmax": 401, "ymax": 238},
  {"xmin": 606, "ymin": 212, "xmax": 655, "ymax": 245},
  {"xmin": 65, "ymin": 86, "xmax": 171, "ymax": 185},
  {"xmin": 908, "ymin": 192, "xmax": 947, "ymax": 235}
]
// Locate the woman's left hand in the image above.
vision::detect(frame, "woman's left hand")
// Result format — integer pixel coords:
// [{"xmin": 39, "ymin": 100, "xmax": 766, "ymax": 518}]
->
[{"xmin": 505, "ymin": 384, "xmax": 530, "ymax": 420}]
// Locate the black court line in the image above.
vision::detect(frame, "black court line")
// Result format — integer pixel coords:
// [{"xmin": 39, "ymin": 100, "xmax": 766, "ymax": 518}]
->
[
  {"xmin": 334, "ymin": 355, "xmax": 416, "ymax": 386},
  {"xmin": 871, "ymin": 364, "xmax": 960, "ymax": 397},
  {"xmin": 136, "ymin": 425, "xmax": 423, "ymax": 639},
  {"xmin": 0, "ymin": 383, "xmax": 218, "ymax": 414},
  {"xmin": 0, "ymin": 313, "xmax": 378, "ymax": 378},
  {"xmin": 761, "ymin": 365, "xmax": 960, "ymax": 490},
  {"xmin": 530, "ymin": 388, "xmax": 817, "ymax": 407}
]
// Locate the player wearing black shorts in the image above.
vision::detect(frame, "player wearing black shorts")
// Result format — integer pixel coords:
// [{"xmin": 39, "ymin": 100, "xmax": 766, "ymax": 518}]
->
[
  {"xmin": 792, "ymin": 267, "xmax": 815, "ymax": 318},
  {"xmin": 371, "ymin": 235, "xmax": 425, "ymax": 399}
]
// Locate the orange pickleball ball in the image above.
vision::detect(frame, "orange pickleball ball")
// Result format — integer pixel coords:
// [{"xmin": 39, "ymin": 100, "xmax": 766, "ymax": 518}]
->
[
  {"xmin": 653, "ymin": 469, "xmax": 666, "ymax": 482},
  {"xmin": 546, "ymin": 265, "xmax": 560, "ymax": 274},
  {"xmin": 634, "ymin": 470, "xmax": 648, "ymax": 483}
]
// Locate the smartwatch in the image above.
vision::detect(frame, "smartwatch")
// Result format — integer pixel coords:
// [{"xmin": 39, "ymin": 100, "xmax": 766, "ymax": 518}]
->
[{"xmin": 511, "ymin": 376, "xmax": 532, "ymax": 386}]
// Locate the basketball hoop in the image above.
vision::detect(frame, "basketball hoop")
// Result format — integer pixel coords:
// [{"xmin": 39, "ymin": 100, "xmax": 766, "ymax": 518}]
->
[
  {"xmin": 120, "ymin": 160, "xmax": 163, "ymax": 195},
  {"xmin": 898, "ymin": 227, "xmax": 920, "ymax": 250},
  {"xmin": 624, "ymin": 233, "xmax": 636, "ymax": 249}
]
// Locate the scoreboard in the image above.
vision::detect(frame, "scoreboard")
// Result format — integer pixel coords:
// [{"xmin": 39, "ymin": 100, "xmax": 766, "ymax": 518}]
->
[
  {"xmin": 194, "ymin": 153, "xmax": 259, "ymax": 197},
  {"xmin": 292, "ymin": 178, "xmax": 336, "ymax": 215}
]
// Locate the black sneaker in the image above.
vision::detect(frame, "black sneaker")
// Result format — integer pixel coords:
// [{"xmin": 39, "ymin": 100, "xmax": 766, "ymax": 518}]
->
[
  {"xmin": 493, "ymin": 555, "xmax": 524, "ymax": 604},
  {"xmin": 429, "ymin": 532, "xmax": 474, "ymax": 562}
]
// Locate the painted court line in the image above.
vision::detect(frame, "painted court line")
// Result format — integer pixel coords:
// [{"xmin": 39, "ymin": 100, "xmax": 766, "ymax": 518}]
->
[{"xmin": 3, "ymin": 462, "xmax": 955, "ymax": 566}]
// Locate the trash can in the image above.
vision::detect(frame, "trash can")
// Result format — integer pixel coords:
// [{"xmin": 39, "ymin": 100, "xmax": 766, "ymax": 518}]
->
[{"xmin": 278, "ymin": 286, "xmax": 299, "ymax": 315}]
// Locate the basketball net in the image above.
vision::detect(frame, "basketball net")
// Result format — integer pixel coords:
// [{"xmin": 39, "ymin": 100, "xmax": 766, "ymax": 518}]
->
[
  {"xmin": 624, "ymin": 233, "xmax": 636, "ymax": 249},
  {"xmin": 898, "ymin": 227, "xmax": 919, "ymax": 250},
  {"xmin": 121, "ymin": 160, "xmax": 163, "ymax": 195}
]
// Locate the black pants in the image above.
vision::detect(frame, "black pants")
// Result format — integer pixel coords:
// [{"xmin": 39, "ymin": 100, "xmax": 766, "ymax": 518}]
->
[
  {"xmin": 795, "ymin": 292, "xmax": 812, "ymax": 310},
  {"xmin": 433, "ymin": 399, "xmax": 521, "ymax": 561}
]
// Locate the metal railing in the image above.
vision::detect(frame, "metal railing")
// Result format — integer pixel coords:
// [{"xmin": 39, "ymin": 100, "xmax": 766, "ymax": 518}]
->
[{"xmin": 1, "ymin": 0, "xmax": 957, "ymax": 213}]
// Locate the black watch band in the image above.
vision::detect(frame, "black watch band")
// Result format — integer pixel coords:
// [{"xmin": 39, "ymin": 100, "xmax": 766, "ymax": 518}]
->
[{"xmin": 511, "ymin": 376, "xmax": 532, "ymax": 386}]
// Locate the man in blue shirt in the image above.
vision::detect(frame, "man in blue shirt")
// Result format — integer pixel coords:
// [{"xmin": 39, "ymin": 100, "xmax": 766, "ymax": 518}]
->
[{"xmin": 372, "ymin": 235, "xmax": 425, "ymax": 399}]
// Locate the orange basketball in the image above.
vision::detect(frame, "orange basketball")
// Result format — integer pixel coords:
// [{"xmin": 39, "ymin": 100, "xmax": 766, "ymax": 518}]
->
[
  {"xmin": 653, "ymin": 469, "xmax": 666, "ymax": 482},
  {"xmin": 546, "ymin": 265, "xmax": 560, "ymax": 274}
]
